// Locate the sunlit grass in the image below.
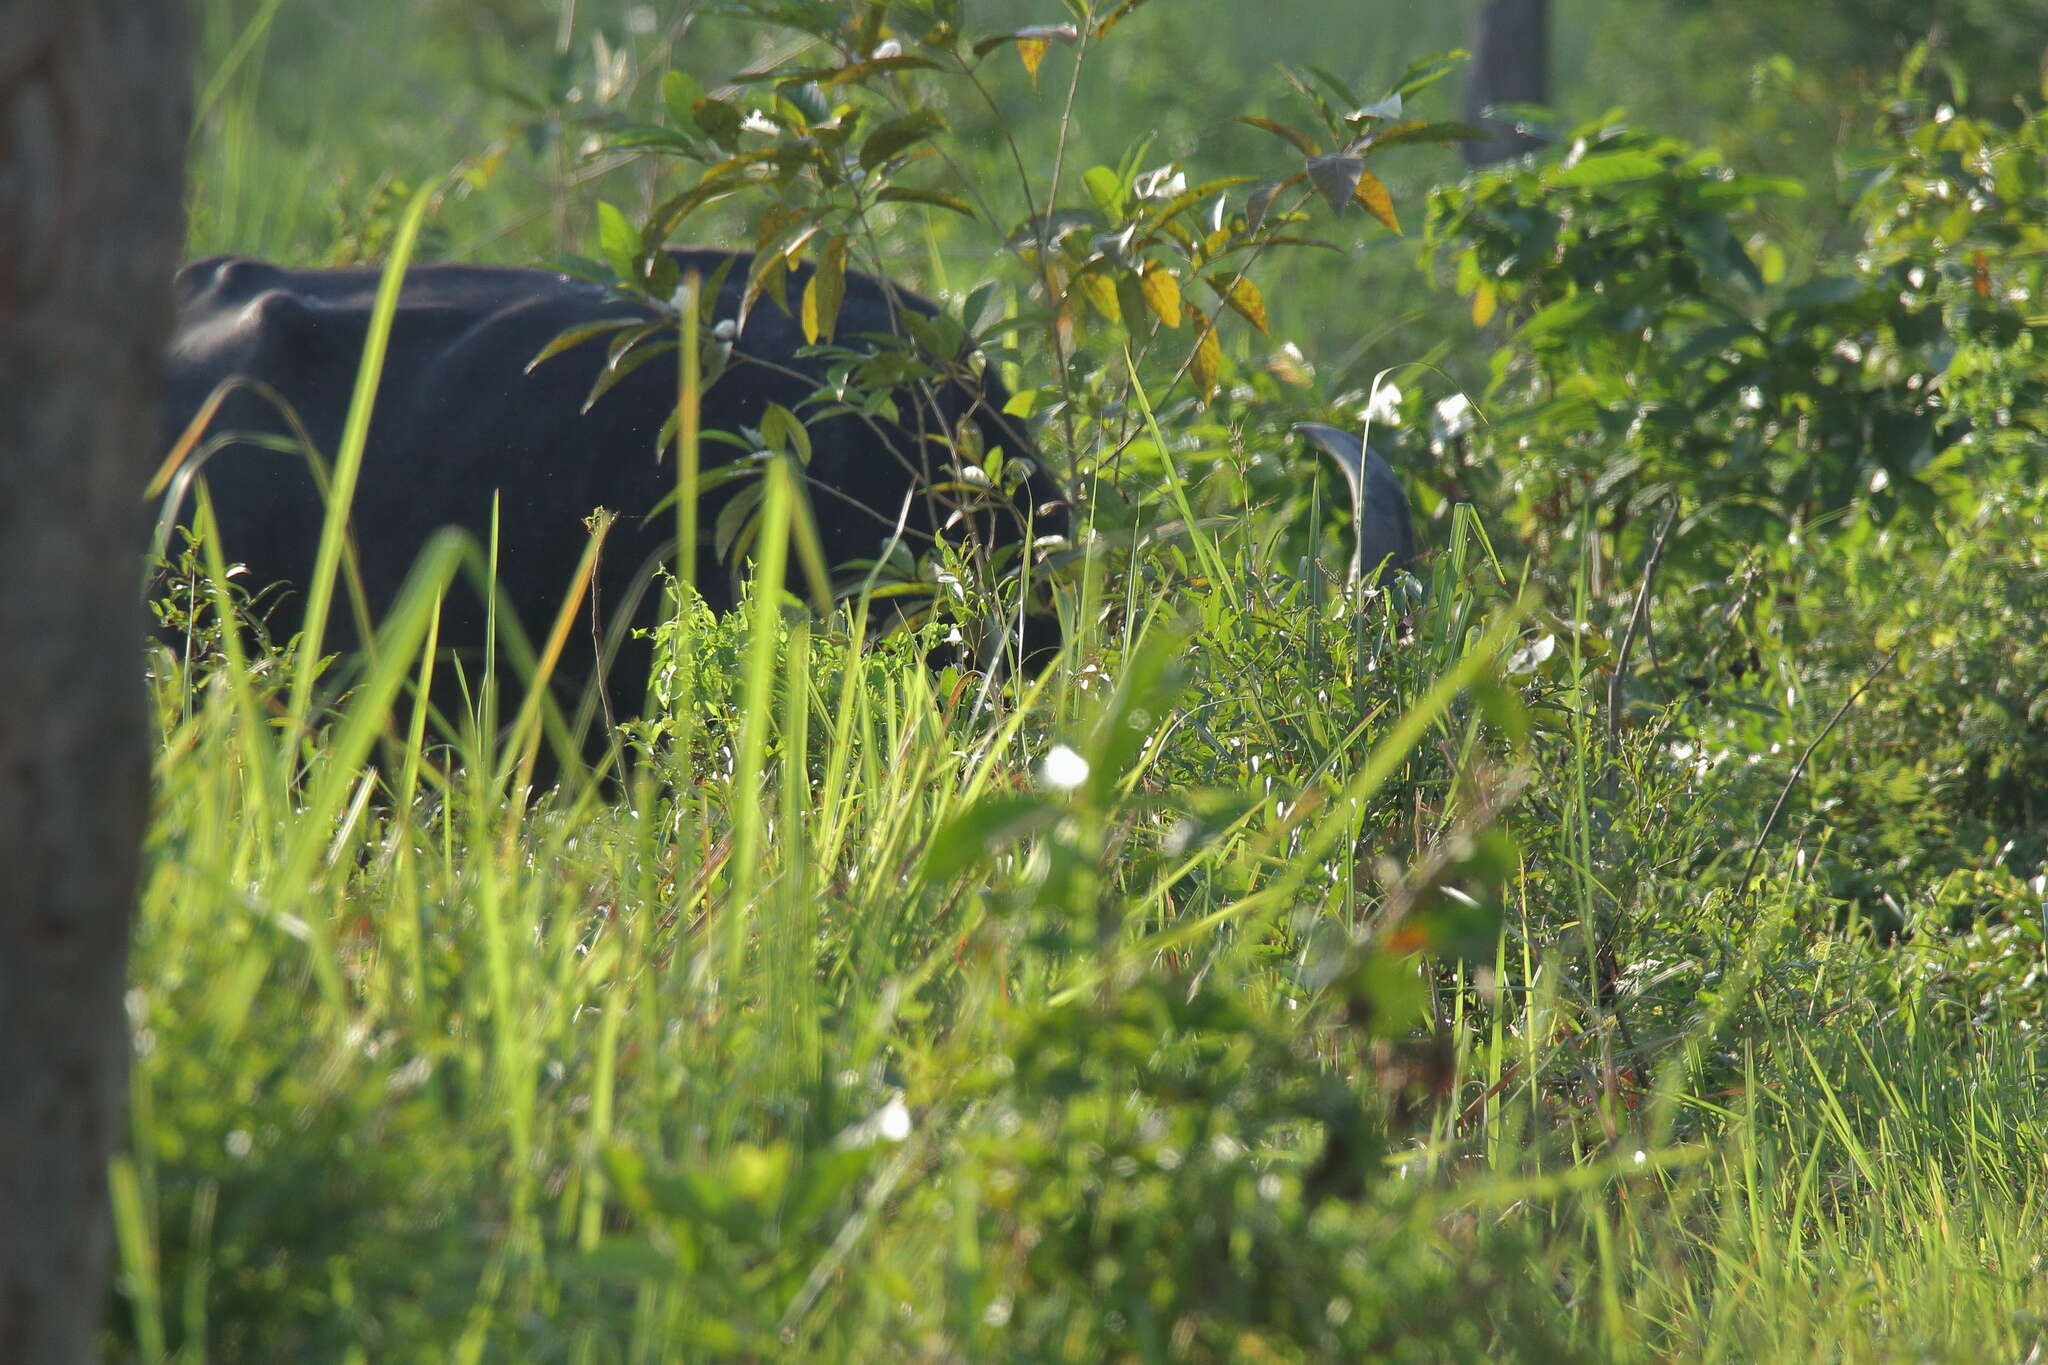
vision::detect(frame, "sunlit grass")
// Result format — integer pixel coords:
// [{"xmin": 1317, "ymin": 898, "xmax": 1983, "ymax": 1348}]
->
[{"xmin": 120, "ymin": 0, "xmax": 2048, "ymax": 1359}]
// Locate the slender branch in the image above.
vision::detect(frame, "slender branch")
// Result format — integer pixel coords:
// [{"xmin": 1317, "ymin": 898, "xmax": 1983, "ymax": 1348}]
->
[
  {"xmin": 1604, "ymin": 499, "xmax": 1677, "ymax": 776},
  {"xmin": 1733, "ymin": 636, "xmax": 1909, "ymax": 910}
]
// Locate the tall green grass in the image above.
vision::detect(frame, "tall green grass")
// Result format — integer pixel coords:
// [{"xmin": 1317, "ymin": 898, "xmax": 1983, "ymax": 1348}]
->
[
  {"xmin": 128, "ymin": 454, "xmax": 2048, "ymax": 1360},
  {"xmin": 122, "ymin": 1, "xmax": 2048, "ymax": 1360}
]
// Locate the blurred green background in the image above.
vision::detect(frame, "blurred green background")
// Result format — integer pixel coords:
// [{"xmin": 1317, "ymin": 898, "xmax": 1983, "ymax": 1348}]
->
[{"xmin": 184, "ymin": 0, "xmax": 2048, "ymax": 411}]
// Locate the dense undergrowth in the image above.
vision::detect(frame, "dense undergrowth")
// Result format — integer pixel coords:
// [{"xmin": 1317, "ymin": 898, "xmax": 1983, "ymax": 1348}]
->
[{"xmin": 125, "ymin": 1, "xmax": 2048, "ymax": 1360}]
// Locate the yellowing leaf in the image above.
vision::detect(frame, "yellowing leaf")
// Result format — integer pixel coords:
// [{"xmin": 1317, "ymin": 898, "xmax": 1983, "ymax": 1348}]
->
[
  {"xmin": 1471, "ymin": 279, "xmax": 1498, "ymax": 328},
  {"xmin": 1352, "ymin": 168, "xmax": 1401, "ymax": 235},
  {"xmin": 1075, "ymin": 271, "xmax": 1121, "ymax": 323},
  {"xmin": 754, "ymin": 203, "xmax": 805, "ymax": 262},
  {"xmin": 1017, "ymin": 37, "xmax": 1049, "ymax": 83},
  {"xmin": 1205, "ymin": 272, "xmax": 1268, "ymax": 334},
  {"xmin": 1188, "ymin": 305, "xmax": 1221, "ymax": 402},
  {"xmin": 1092, "ymin": 0, "xmax": 1154, "ymax": 39},
  {"xmin": 1139, "ymin": 264, "xmax": 1183, "ymax": 327},
  {"xmin": 1238, "ymin": 115, "xmax": 1322, "ymax": 157},
  {"xmin": 802, "ymin": 234, "xmax": 849, "ymax": 343},
  {"xmin": 1266, "ymin": 341, "xmax": 1312, "ymax": 386}
]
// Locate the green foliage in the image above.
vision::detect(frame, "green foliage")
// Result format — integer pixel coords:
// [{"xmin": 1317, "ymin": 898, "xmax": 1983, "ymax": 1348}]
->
[
  {"xmin": 1678, "ymin": 458, "xmax": 2048, "ymax": 931},
  {"xmin": 1421, "ymin": 109, "xmax": 2048, "ymax": 581},
  {"xmin": 1415, "ymin": 88, "xmax": 2048, "ymax": 947},
  {"xmin": 131, "ymin": 1, "xmax": 2048, "ymax": 1361},
  {"xmin": 944, "ymin": 981, "xmax": 1564, "ymax": 1363},
  {"xmin": 1599, "ymin": 0, "xmax": 2048, "ymax": 198}
]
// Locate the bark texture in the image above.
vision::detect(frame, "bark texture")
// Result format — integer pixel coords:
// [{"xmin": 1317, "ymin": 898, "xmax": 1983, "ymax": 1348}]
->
[
  {"xmin": 0, "ymin": 3, "xmax": 187, "ymax": 1359},
  {"xmin": 1462, "ymin": 0, "xmax": 1550, "ymax": 166}
]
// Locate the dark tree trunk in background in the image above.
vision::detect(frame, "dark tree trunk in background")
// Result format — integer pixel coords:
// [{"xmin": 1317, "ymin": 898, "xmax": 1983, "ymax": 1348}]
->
[
  {"xmin": 0, "ymin": 3, "xmax": 186, "ymax": 1360},
  {"xmin": 1462, "ymin": 0, "xmax": 1550, "ymax": 165}
]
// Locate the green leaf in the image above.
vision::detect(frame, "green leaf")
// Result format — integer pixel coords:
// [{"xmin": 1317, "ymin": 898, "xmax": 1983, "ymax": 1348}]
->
[
  {"xmin": 1238, "ymin": 115, "xmax": 1322, "ymax": 157},
  {"xmin": 783, "ymin": 1146, "xmax": 877, "ymax": 1228},
  {"xmin": 581, "ymin": 336, "xmax": 675, "ymax": 414},
  {"xmin": 572, "ymin": 1239, "xmax": 677, "ymax": 1283},
  {"xmin": 596, "ymin": 200, "xmax": 642, "ymax": 282},
  {"xmin": 1399, "ymin": 827, "xmax": 1517, "ymax": 964},
  {"xmin": 1305, "ymin": 64, "xmax": 1363, "ymax": 110},
  {"xmin": 526, "ymin": 316, "xmax": 651, "ymax": 372},
  {"xmin": 860, "ymin": 109, "xmax": 948, "ymax": 169},
  {"xmin": 758, "ymin": 402, "xmax": 814, "ymax": 466},
  {"xmin": 1092, "ymin": 0, "xmax": 1155, "ymax": 38},
  {"xmin": 1364, "ymin": 118, "xmax": 1488, "ymax": 151},
  {"xmin": 648, "ymin": 180, "xmax": 740, "ymax": 242},
  {"xmin": 714, "ymin": 476, "xmax": 766, "ymax": 565},
  {"xmin": 1390, "ymin": 48, "xmax": 1469, "ymax": 99},
  {"xmin": 1344, "ymin": 950, "xmax": 1430, "ymax": 1039},
  {"xmin": 1519, "ymin": 292, "xmax": 1602, "ymax": 342},
  {"xmin": 1137, "ymin": 175, "xmax": 1257, "ymax": 238},
  {"xmin": 661, "ymin": 70, "xmax": 707, "ymax": 126},
  {"xmin": 1083, "ymin": 626, "xmax": 1187, "ymax": 805},
  {"xmin": 812, "ymin": 54, "xmax": 940, "ymax": 87},
  {"xmin": 1083, "ymin": 164, "xmax": 1124, "ymax": 218},
  {"xmin": 1782, "ymin": 276, "xmax": 1868, "ymax": 310},
  {"xmin": 923, "ymin": 794, "xmax": 1062, "ymax": 882},
  {"xmin": 1546, "ymin": 150, "xmax": 1667, "ymax": 187},
  {"xmin": 963, "ymin": 278, "xmax": 1004, "ymax": 336},
  {"xmin": 724, "ymin": 1141, "xmax": 793, "ymax": 1206},
  {"xmin": 691, "ymin": 96, "xmax": 744, "ymax": 150},
  {"xmin": 605, "ymin": 123, "xmax": 701, "ymax": 154},
  {"xmin": 875, "ymin": 185, "xmax": 974, "ymax": 216}
]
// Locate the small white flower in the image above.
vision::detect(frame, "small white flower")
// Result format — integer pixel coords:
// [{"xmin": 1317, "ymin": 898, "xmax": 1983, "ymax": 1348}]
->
[
  {"xmin": 1133, "ymin": 164, "xmax": 1187, "ymax": 200},
  {"xmin": 875, "ymin": 1095, "xmax": 912, "ymax": 1141},
  {"xmin": 740, "ymin": 109, "xmax": 778, "ymax": 136},
  {"xmin": 1352, "ymin": 92, "xmax": 1403, "ymax": 122},
  {"xmin": 1432, "ymin": 392, "xmax": 1475, "ymax": 441},
  {"xmin": 1040, "ymin": 743, "xmax": 1089, "ymax": 792},
  {"xmin": 837, "ymin": 1092, "xmax": 913, "ymax": 1148},
  {"xmin": 1362, "ymin": 381, "xmax": 1402, "ymax": 428},
  {"xmin": 872, "ymin": 38, "xmax": 903, "ymax": 59}
]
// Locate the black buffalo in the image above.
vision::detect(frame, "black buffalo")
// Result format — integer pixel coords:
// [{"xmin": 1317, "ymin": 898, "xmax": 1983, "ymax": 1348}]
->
[
  {"xmin": 1292, "ymin": 422, "xmax": 1416, "ymax": 589},
  {"xmin": 158, "ymin": 249, "xmax": 1067, "ymax": 733}
]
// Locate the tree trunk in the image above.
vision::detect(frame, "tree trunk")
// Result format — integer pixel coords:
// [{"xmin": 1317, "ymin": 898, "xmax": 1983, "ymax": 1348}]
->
[
  {"xmin": 0, "ymin": 3, "xmax": 187, "ymax": 1360},
  {"xmin": 1462, "ymin": 0, "xmax": 1550, "ymax": 166}
]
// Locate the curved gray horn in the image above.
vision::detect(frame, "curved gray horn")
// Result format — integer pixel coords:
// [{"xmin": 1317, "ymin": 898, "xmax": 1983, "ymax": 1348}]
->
[{"xmin": 1293, "ymin": 422, "xmax": 1416, "ymax": 587}]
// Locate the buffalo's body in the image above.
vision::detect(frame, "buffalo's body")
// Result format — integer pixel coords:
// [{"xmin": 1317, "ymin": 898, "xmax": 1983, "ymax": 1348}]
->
[{"xmin": 160, "ymin": 250, "xmax": 1065, "ymax": 719}]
